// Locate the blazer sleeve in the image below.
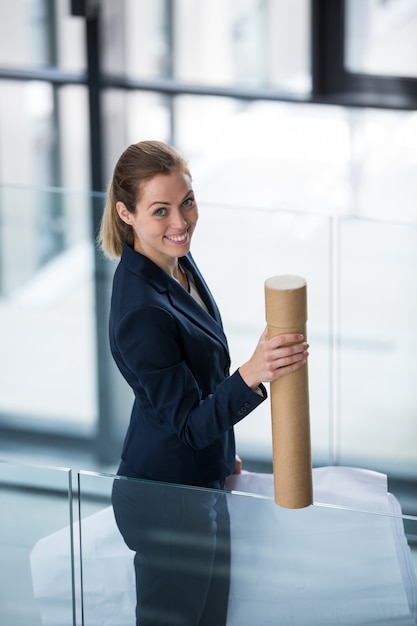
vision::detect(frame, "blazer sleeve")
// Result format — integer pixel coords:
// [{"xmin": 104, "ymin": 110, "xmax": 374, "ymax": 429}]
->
[{"xmin": 113, "ymin": 303, "xmax": 266, "ymax": 450}]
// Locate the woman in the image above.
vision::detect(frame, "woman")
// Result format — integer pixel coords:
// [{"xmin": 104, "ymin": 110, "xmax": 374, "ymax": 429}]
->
[{"xmin": 98, "ymin": 140, "xmax": 309, "ymax": 625}]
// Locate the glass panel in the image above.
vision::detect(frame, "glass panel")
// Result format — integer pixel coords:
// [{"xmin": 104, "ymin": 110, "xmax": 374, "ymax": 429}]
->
[
  {"xmin": 0, "ymin": 0, "xmax": 86, "ymax": 71},
  {"xmin": 100, "ymin": 0, "xmax": 170, "ymax": 78},
  {"xmin": 0, "ymin": 186, "xmax": 97, "ymax": 434},
  {"xmin": 74, "ymin": 469, "xmax": 417, "ymax": 625},
  {"xmin": 57, "ymin": 86, "xmax": 90, "ymax": 191},
  {"xmin": 0, "ymin": 0, "xmax": 85, "ymax": 71},
  {"xmin": 345, "ymin": 0, "xmax": 417, "ymax": 78},
  {"xmin": 173, "ymin": 0, "xmax": 311, "ymax": 92},
  {"xmin": 0, "ymin": 82, "xmax": 89, "ymax": 189},
  {"xmin": 0, "ymin": 0, "xmax": 49, "ymax": 67},
  {"xmin": 339, "ymin": 216, "xmax": 417, "ymax": 475},
  {"xmin": 0, "ymin": 461, "xmax": 74, "ymax": 626},
  {"xmin": 100, "ymin": 0, "xmax": 311, "ymax": 95},
  {"xmin": 0, "ymin": 80, "xmax": 55, "ymax": 187}
]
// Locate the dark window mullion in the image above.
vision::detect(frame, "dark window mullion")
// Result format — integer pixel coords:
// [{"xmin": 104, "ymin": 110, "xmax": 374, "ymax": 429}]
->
[
  {"xmin": 311, "ymin": 0, "xmax": 345, "ymax": 97},
  {"xmin": 311, "ymin": 0, "xmax": 417, "ymax": 109}
]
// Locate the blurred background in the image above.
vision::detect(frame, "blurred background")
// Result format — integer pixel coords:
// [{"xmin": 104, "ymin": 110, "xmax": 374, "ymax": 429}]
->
[{"xmin": 0, "ymin": 0, "xmax": 416, "ymax": 513}]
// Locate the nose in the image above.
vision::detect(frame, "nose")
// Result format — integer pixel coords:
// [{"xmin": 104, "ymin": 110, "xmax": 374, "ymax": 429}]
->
[{"xmin": 170, "ymin": 208, "xmax": 187, "ymax": 229}]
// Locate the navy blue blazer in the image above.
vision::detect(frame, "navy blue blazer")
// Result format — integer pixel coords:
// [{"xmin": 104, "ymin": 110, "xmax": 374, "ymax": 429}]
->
[{"xmin": 109, "ymin": 242, "xmax": 266, "ymax": 486}]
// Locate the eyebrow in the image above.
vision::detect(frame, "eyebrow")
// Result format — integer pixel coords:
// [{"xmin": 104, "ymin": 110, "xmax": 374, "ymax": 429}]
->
[
  {"xmin": 146, "ymin": 191, "xmax": 194, "ymax": 211},
  {"xmin": 146, "ymin": 200, "xmax": 170, "ymax": 210}
]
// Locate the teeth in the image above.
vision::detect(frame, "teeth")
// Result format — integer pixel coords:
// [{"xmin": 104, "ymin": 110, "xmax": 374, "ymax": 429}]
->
[{"xmin": 167, "ymin": 232, "xmax": 188, "ymax": 242}]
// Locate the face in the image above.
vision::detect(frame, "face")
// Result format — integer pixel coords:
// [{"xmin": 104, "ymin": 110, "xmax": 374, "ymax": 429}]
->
[{"xmin": 117, "ymin": 170, "xmax": 198, "ymax": 273}]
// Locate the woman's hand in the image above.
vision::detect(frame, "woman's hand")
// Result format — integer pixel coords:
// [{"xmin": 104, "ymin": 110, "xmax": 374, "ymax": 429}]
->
[
  {"xmin": 239, "ymin": 327, "xmax": 309, "ymax": 391},
  {"xmin": 232, "ymin": 454, "xmax": 242, "ymax": 475},
  {"xmin": 225, "ymin": 454, "xmax": 243, "ymax": 489}
]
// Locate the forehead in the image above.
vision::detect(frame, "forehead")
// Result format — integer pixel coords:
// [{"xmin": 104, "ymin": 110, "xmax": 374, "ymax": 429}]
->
[{"xmin": 139, "ymin": 170, "xmax": 192, "ymax": 201}]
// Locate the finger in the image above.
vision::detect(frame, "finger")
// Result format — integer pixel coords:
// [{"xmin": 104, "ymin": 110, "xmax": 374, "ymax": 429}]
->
[
  {"xmin": 273, "ymin": 354, "xmax": 308, "ymax": 379},
  {"xmin": 268, "ymin": 332, "xmax": 304, "ymax": 347},
  {"xmin": 268, "ymin": 341, "xmax": 309, "ymax": 363},
  {"xmin": 287, "ymin": 341, "xmax": 309, "ymax": 356},
  {"xmin": 282, "ymin": 358, "xmax": 307, "ymax": 375},
  {"xmin": 274, "ymin": 349, "xmax": 308, "ymax": 370}
]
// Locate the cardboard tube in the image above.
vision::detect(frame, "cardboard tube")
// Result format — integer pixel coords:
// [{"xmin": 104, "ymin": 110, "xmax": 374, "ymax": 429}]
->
[{"xmin": 265, "ymin": 275, "xmax": 313, "ymax": 508}]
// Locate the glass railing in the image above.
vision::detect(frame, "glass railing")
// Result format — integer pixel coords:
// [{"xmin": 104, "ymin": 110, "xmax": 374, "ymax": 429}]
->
[
  {"xmin": 2, "ymin": 461, "xmax": 416, "ymax": 626},
  {"xmin": 0, "ymin": 461, "xmax": 75, "ymax": 626}
]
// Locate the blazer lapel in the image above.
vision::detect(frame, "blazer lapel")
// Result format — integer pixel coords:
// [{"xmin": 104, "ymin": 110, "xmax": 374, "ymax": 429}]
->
[
  {"xmin": 167, "ymin": 256, "xmax": 230, "ymax": 356},
  {"xmin": 180, "ymin": 253, "xmax": 222, "ymax": 323},
  {"xmin": 120, "ymin": 243, "xmax": 230, "ymax": 356}
]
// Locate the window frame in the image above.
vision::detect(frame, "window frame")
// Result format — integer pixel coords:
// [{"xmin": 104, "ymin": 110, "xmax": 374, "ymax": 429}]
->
[{"xmin": 311, "ymin": 0, "xmax": 417, "ymax": 110}]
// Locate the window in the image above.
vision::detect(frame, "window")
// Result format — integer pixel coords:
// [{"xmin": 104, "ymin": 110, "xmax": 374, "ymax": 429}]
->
[{"xmin": 345, "ymin": 0, "xmax": 417, "ymax": 78}]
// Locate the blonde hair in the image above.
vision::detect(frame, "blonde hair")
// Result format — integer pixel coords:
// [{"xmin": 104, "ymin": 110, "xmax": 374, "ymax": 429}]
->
[{"xmin": 98, "ymin": 140, "xmax": 191, "ymax": 258}]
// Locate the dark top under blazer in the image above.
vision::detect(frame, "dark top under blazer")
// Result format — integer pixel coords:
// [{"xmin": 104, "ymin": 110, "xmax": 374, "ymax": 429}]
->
[{"xmin": 109, "ymin": 242, "xmax": 267, "ymax": 486}]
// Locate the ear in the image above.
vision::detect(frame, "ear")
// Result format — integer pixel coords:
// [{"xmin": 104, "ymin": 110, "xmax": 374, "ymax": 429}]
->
[{"xmin": 116, "ymin": 201, "xmax": 134, "ymax": 225}]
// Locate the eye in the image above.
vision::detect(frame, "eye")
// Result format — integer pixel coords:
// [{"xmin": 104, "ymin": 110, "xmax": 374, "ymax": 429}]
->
[
  {"xmin": 182, "ymin": 196, "xmax": 195, "ymax": 208},
  {"xmin": 154, "ymin": 207, "xmax": 167, "ymax": 217}
]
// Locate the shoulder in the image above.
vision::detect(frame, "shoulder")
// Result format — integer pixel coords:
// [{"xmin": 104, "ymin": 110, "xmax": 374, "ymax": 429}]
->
[{"xmin": 112, "ymin": 244, "xmax": 170, "ymax": 304}]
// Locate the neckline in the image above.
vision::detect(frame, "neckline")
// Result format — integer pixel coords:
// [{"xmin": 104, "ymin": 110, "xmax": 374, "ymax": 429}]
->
[{"xmin": 178, "ymin": 262, "xmax": 190, "ymax": 293}]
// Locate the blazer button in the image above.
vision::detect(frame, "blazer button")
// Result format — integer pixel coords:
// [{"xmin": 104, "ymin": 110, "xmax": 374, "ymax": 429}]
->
[{"xmin": 237, "ymin": 402, "xmax": 251, "ymax": 416}]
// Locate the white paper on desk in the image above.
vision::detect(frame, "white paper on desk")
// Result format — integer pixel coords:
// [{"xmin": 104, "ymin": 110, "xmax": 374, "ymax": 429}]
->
[
  {"xmin": 30, "ymin": 467, "xmax": 417, "ymax": 626},
  {"xmin": 227, "ymin": 468, "xmax": 417, "ymax": 626}
]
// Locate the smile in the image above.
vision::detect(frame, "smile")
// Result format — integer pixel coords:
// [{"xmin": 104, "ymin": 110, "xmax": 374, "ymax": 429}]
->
[{"xmin": 165, "ymin": 229, "xmax": 189, "ymax": 244}]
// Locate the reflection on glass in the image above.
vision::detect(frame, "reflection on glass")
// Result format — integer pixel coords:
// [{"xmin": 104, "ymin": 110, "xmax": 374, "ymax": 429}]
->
[
  {"xmin": 112, "ymin": 477, "xmax": 230, "ymax": 624},
  {"xmin": 72, "ymin": 468, "xmax": 417, "ymax": 625},
  {"xmin": 0, "ymin": 463, "xmax": 414, "ymax": 625},
  {"xmin": 345, "ymin": 0, "xmax": 417, "ymax": 78}
]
